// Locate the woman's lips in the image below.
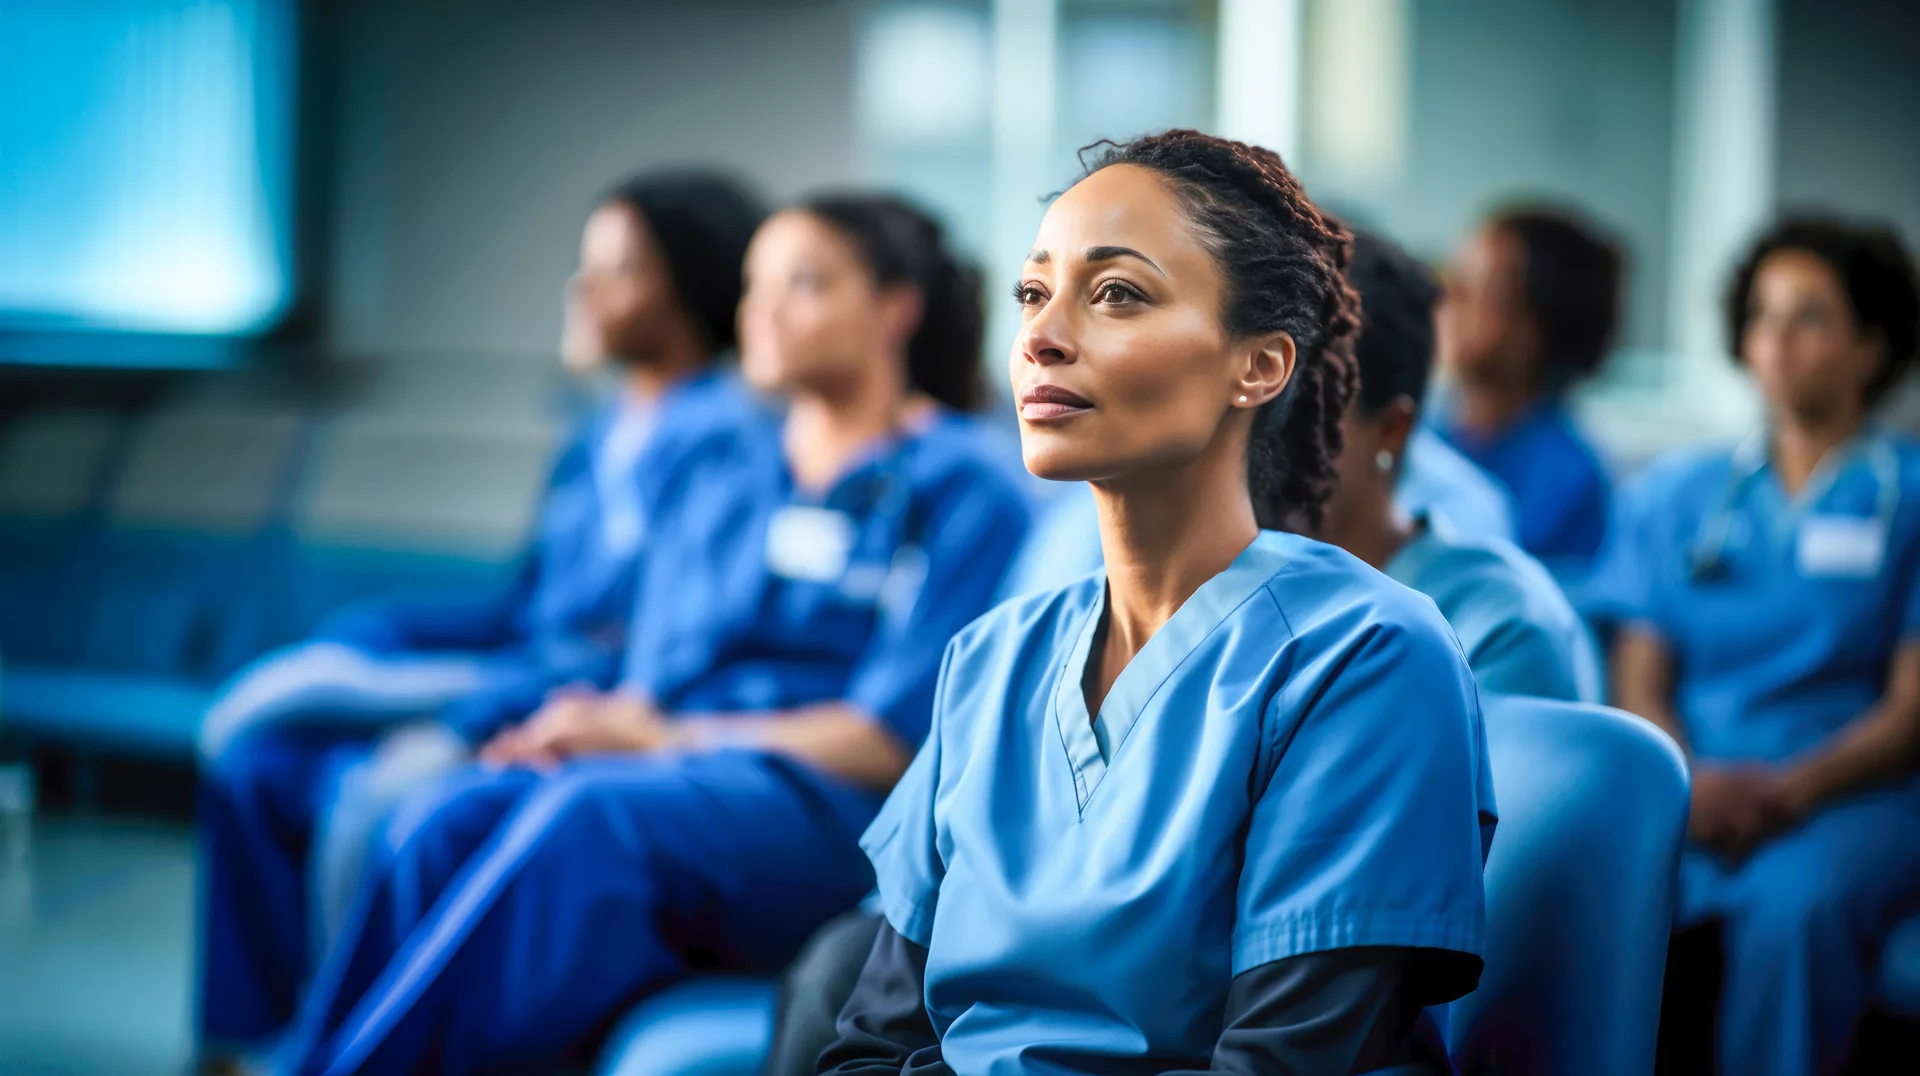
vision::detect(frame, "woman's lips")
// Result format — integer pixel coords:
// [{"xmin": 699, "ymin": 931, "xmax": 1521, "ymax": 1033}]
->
[{"xmin": 1018, "ymin": 383, "xmax": 1093, "ymax": 422}]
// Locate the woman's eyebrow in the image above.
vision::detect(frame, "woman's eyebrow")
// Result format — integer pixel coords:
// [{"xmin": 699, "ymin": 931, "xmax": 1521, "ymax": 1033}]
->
[{"xmin": 1084, "ymin": 245, "xmax": 1166, "ymax": 276}]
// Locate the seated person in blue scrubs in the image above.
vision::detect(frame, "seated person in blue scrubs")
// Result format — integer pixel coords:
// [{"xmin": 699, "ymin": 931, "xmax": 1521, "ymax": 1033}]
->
[
  {"xmin": 818, "ymin": 130, "xmax": 1494, "ymax": 1075},
  {"xmin": 193, "ymin": 172, "xmax": 766, "ymax": 1066},
  {"xmin": 279, "ymin": 195, "xmax": 1031, "ymax": 1076},
  {"xmin": 1597, "ymin": 217, "xmax": 1920, "ymax": 1076},
  {"xmin": 1432, "ymin": 206, "xmax": 1622, "ymax": 574},
  {"xmin": 764, "ymin": 228, "xmax": 1584, "ymax": 1076}
]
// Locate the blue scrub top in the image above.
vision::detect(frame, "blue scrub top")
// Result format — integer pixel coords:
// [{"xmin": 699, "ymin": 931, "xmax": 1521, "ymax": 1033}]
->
[
  {"xmin": 1433, "ymin": 402, "xmax": 1612, "ymax": 569},
  {"xmin": 1401, "ymin": 426, "xmax": 1518, "ymax": 542},
  {"xmin": 865, "ymin": 531, "xmax": 1494, "ymax": 1071},
  {"xmin": 1388, "ymin": 514, "xmax": 1600, "ymax": 703},
  {"xmin": 623, "ymin": 409, "xmax": 1032, "ymax": 749},
  {"xmin": 997, "ymin": 431, "xmax": 1516, "ymax": 602},
  {"xmin": 318, "ymin": 372, "xmax": 764, "ymax": 738},
  {"xmin": 1589, "ymin": 432, "xmax": 1920, "ymax": 763}
]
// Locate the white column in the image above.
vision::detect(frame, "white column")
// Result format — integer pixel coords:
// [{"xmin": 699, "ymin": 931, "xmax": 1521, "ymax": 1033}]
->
[
  {"xmin": 986, "ymin": 0, "xmax": 1059, "ymax": 391},
  {"xmin": 1667, "ymin": 0, "xmax": 1775, "ymax": 409},
  {"xmin": 1214, "ymin": 0, "xmax": 1303, "ymax": 164}
]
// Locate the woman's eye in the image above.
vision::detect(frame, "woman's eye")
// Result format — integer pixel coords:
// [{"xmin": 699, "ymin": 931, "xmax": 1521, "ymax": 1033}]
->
[
  {"xmin": 1012, "ymin": 283, "xmax": 1046, "ymax": 307},
  {"xmin": 1096, "ymin": 282, "xmax": 1140, "ymax": 305}
]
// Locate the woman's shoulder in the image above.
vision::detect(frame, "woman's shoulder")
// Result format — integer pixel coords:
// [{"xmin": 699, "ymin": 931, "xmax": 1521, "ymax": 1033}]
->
[{"xmin": 1258, "ymin": 532, "xmax": 1457, "ymax": 649}]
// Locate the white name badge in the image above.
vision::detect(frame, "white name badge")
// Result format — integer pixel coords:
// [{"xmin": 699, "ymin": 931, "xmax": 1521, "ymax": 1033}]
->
[
  {"xmin": 1796, "ymin": 514, "xmax": 1886, "ymax": 578},
  {"xmin": 766, "ymin": 505, "xmax": 857, "ymax": 583}
]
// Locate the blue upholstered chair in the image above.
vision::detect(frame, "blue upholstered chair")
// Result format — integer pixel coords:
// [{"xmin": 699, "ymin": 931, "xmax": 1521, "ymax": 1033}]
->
[
  {"xmin": 594, "ymin": 977, "xmax": 776, "ymax": 1076},
  {"xmin": 1449, "ymin": 694, "xmax": 1690, "ymax": 1076}
]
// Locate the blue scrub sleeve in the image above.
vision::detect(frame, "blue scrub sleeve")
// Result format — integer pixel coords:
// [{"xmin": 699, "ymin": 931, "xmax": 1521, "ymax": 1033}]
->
[
  {"xmin": 1465, "ymin": 617, "xmax": 1588, "ymax": 703},
  {"xmin": 844, "ymin": 483, "xmax": 1029, "ymax": 750},
  {"xmin": 435, "ymin": 643, "xmax": 623, "ymax": 743},
  {"xmin": 860, "ymin": 644, "xmax": 953, "ymax": 947},
  {"xmin": 1581, "ymin": 470, "xmax": 1673, "ymax": 638},
  {"xmin": 1902, "ymin": 536, "xmax": 1920, "ymax": 641},
  {"xmin": 311, "ymin": 566, "xmax": 535, "ymax": 655},
  {"xmin": 1234, "ymin": 619, "xmax": 1489, "ymax": 998}
]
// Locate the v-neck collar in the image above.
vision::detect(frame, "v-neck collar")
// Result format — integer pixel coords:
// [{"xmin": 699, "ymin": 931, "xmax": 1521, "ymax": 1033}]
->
[{"xmin": 1050, "ymin": 533, "xmax": 1285, "ymax": 813}]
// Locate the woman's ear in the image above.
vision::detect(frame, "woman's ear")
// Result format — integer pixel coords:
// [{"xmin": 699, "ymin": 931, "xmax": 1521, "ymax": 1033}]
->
[
  {"xmin": 1234, "ymin": 331, "xmax": 1296, "ymax": 407},
  {"xmin": 878, "ymin": 284, "xmax": 925, "ymax": 355},
  {"xmin": 1378, "ymin": 396, "xmax": 1419, "ymax": 460}
]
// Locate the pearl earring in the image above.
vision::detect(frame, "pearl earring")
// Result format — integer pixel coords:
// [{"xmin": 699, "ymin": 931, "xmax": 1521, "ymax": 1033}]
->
[
  {"xmin": 1375, "ymin": 450, "xmax": 1395, "ymax": 473},
  {"xmin": 1237, "ymin": 394, "xmax": 1249, "ymax": 404}
]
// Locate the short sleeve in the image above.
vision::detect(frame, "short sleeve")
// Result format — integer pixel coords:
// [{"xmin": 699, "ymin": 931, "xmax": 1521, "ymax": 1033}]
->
[
  {"xmin": 845, "ymin": 475, "xmax": 1030, "ymax": 749},
  {"xmin": 1464, "ymin": 614, "xmax": 1593, "ymax": 703},
  {"xmin": 1233, "ymin": 617, "xmax": 1489, "ymax": 1003},
  {"xmin": 1902, "ymin": 493, "xmax": 1920, "ymax": 640},
  {"xmin": 1581, "ymin": 467, "xmax": 1677, "ymax": 639},
  {"xmin": 859, "ymin": 641, "xmax": 953, "ymax": 947}
]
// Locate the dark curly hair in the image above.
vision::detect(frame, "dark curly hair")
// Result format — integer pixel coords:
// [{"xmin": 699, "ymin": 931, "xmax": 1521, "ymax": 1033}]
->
[
  {"xmin": 800, "ymin": 194, "xmax": 988, "ymax": 412},
  {"xmin": 1725, "ymin": 216, "xmax": 1920, "ymax": 409},
  {"xmin": 1487, "ymin": 205, "xmax": 1623, "ymax": 385},
  {"xmin": 600, "ymin": 171, "xmax": 766, "ymax": 354},
  {"xmin": 1078, "ymin": 130, "xmax": 1362, "ymax": 530}
]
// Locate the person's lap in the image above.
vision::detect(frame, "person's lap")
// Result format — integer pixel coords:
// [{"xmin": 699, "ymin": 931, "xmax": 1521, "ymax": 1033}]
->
[{"xmin": 296, "ymin": 750, "xmax": 882, "ymax": 1076}]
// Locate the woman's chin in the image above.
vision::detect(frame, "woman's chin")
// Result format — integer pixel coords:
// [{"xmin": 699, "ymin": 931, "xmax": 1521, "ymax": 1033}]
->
[{"xmin": 1020, "ymin": 443, "xmax": 1116, "ymax": 484}]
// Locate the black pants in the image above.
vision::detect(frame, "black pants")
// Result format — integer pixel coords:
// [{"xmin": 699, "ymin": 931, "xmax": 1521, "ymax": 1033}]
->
[{"xmin": 765, "ymin": 910, "xmax": 885, "ymax": 1076}]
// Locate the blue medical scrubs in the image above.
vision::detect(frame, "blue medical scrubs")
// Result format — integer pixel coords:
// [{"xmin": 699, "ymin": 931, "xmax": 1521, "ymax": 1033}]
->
[
  {"xmin": 996, "ymin": 429, "xmax": 1518, "ymax": 602},
  {"xmin": 1589, "ymin": 431, "xmax": 1920, "ymax": 1076},
  {"xmin": 196, "ymin": 372, "xmax": 758, "ymax": 1050},
  {"xmin": 1433, "ymin": 402, "xmax": 1611, "ymax": 571},
  {"xmin": 865, "ymin": 531, "xmax": 1492, "ymax": 1072},
  {"xmin": 1389, "ymin": 514, "xmax": 1600, "ymax": 703},
  {"xmin": 283, "ymin": 411, "xmax": 1031, "ymax": 1076},
  {"xmin": 1400, "ymin": 426, "xmax": 1518, "ymax": 543}
]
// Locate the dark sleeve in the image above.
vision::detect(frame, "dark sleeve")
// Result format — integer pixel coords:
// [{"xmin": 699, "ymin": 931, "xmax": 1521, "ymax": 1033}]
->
[
  {"xmin": 765, "ymin": 911, "xmax": 885, "ymax": 1076},
  {"xmin": 815, "ymin": 921, "xmax": 952, "ymax": 1076},
  {"xmin": 1159, "ymin": 946, "xmax": 1455, "ymax": 1075}
]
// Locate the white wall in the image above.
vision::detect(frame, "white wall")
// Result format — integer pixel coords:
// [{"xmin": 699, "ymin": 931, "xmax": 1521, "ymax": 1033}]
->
[{"xmin": 322, "ymin": 0, "xmax": 857, "ymax": 360}]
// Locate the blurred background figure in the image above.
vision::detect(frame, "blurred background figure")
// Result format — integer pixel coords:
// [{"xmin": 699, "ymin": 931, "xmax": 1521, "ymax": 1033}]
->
[
  {"xmin": 193, "ymin": 171, "xmax": 765, "ymax": 1071},
  {"xmin": 282, "ymin": 194, "xmax": 1026, "ymax": 1076},
  {"xmin": 1597, "ymin": 218, "xmax": 1920, "ymax": 1076},
  {"xmin": 0, "ymin": 1, "xmax": 1918, "ymax": 1075},
  {"xmin": 1431, "ymin": 206, "xmax": 1623, "ymax": 578}
]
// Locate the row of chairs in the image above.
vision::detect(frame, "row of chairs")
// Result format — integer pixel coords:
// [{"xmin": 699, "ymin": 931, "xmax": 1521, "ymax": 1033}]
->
[{"xmin": 0, "ymin": 384, "xmax": 566, "ymax": 753}]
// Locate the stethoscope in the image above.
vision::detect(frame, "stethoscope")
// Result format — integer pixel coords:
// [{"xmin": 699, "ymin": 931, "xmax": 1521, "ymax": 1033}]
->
[{"xmin": 1686, "ymin": 430, "xmax": 1900, "ymax": 583}]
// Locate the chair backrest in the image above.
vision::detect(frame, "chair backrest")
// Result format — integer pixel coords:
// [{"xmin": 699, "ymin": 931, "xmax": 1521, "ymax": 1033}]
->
[
  {"xmin": 291, "ymin": 412, "xmax": 560, "ymax": 561},
  {"xmin": 1450, "ymin": 694, "xmax": 1689, "ymax": 1076}
]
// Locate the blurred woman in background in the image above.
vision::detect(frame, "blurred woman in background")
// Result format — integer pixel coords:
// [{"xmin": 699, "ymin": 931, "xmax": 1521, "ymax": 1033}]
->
[
  {"xmin": 1433, "ymin": 206, "xmax": 1622, "ymax": 576},
  {"xmin": 283, "ymin": 195, "xmax": 1030, "ymax": 1076},
  {"xmin": 194, "ymin": 172, "xmax": 766, "ymax": 1068},
  {"xmin": 764, "ymin": 227, "xmax": 1588, "ymax": 1076},
  {"xmin": 1598, "ymin": 217, "xmax": 1920, "ymax": 1076}
]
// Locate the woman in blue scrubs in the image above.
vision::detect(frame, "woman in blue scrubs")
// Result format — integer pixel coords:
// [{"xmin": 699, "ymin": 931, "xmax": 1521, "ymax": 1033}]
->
[
  {"xmin": 764, "ymin": 227, "xmax": 1579, "ymax": 1076},
  {"xmin": 1431, "ymin": 207, "xmax": 1622, "ymax": 575},
  {"xmin": 1314, "ymin": 231, "xmax": 1597, "ymax": 704},
  {"xmin": 282, "ymin": 195, "xmax": 1031, "ymax": 1076},
  {"xmin": 194, "ymin": 172, "xmax": 766, "ymax": 1065},
  {"xmin": 1598, "ymin": 217, "xmax": 1920, "ymax": 1076},
  {"xmin": 821, "ymin": 131, "xmax": 1493, "ymax": 1074}
]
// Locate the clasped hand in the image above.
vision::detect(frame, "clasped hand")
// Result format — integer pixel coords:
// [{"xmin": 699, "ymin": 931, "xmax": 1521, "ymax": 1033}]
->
[
  {"xmin": 478, "ymin": 686, "xmax": 678, "ymax": 769},
  {"xmin": 1687, "ymin": 765, "xmax": 1806, "ymax": 861}
]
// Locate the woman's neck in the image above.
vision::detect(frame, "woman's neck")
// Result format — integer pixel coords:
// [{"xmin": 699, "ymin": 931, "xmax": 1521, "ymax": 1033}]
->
[
  {"xmin": 1094, "ymin": 449, "xmax": 1261, "ymax": 663},
  {"xmin": 1319, "ymin": 496, "xmax": 1416, "ymax": 572},
  {"xmin": 1772, "ymin": 405, "xmax": 1866, "ymax": 496},
  {"xmin": 620, "ymin": 337, "xmax": 709, "ymax": 402},
  {"xmin": 1452, "ymin": 367, "xmax": 1542, "ymax": 438},
  {"xmin": 784, "ymin": 358, "xmax": 911, "ymax": 491}
]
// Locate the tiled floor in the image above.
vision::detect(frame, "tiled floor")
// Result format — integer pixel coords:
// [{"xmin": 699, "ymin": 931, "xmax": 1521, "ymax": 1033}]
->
[{"xmin": 0, "ymin": 815, "xmax": 195, "ymax": 1076}]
